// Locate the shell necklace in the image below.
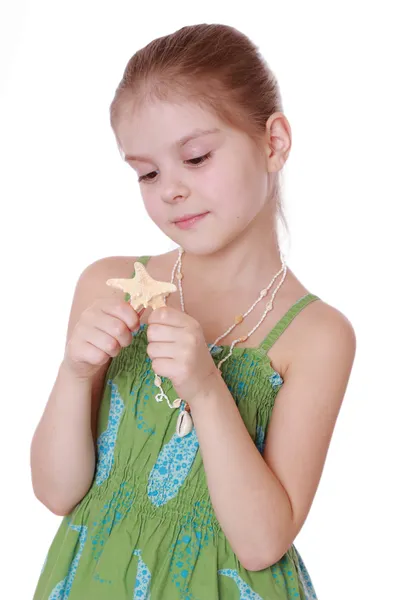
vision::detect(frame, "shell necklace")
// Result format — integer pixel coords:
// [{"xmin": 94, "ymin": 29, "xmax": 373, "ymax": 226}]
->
[{"xmin": 152, "ymin": 247, "xmax": 288, "ymax": 437}]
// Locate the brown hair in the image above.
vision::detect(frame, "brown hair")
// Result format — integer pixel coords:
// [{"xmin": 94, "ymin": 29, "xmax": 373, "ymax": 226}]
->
[{"xmin": 109, "ymin": 23, "xmax": 288, "ymax": 234}]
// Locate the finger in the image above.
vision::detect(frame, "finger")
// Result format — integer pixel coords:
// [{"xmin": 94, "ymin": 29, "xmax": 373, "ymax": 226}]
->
[
  {"xmin": 150, "ymin": 357, "xmax": 175, "ymax": 379},
  {"xmin": 68, "ymin": 338, "xmax": 113, "ymax": 366},
  {"xmin": 84, "ymin": 326, "xmax": 123, "ymax": 357},
  {"xmin": 146, "ymin": 323, "xmax": 178, "ymax": 343},
  {"xmin": 80, "ymin": 341, "xmax": 113, "ymax": 364},
  {"xmin": 147, "ymin": 341, "xmax": 176, "ymax": 360},
  {"xmin": 100, "ymin": 298, "xmax": 141, "ymax": 331},
  {"xmin": 90, "ymin": 312, "xmax": 134, "ymax": 347},
  {"xmin": 148, "ymin": 306, "xmax": 188, "ymax": 327}
]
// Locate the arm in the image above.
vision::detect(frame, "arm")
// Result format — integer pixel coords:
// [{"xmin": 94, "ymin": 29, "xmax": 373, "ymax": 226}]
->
[
  {"xmin": 189, "ymin": 304, "xmax": 356, "ymax": 571},
  {"xmin": 30, "ymin": 361, "xmax": 100, "ymax": 516},
  {"xmin": 30, "ymin": 256, "xmax": 134, "ymax": 515}
]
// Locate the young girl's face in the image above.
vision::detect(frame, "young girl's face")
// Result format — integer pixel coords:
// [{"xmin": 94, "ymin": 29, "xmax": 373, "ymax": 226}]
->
[{"xmin": 116, "ymin": 99, "xmax": 271, "ymax": 255}]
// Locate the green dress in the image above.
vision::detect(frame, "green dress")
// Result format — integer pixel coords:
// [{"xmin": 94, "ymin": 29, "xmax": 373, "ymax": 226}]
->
[{"xmin": 33, "ymin": 255, "xmax": 320, "ymax": 600}]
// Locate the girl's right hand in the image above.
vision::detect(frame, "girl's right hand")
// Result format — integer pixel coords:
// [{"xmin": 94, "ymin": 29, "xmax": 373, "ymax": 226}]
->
[{"xmin": 62, "ymin": 298, "xmax": 143, "ymax": 381}]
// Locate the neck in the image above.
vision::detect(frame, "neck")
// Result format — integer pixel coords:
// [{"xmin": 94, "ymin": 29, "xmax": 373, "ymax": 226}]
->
[{"xmin": 176, "ymin": 217, "xmax": 285, "ymax": 294}]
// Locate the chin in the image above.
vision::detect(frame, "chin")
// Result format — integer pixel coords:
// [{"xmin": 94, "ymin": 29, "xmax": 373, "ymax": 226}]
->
[
  {"xmin": 174, "ymin": 235, "xmax": 232, "ymax": 257},
  {"xmin": 161, "ymin": 218, "xmax": 246, "ymax": 257}
]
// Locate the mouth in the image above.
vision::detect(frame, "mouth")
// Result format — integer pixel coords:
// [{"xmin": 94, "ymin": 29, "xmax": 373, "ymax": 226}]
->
[{"xmin": 172, "ymin": 212, "xmax": 210, "ymax": 229}]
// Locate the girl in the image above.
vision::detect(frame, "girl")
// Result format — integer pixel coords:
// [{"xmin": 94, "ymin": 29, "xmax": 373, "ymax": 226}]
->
[{"xmin": 31, "ymin": 23, "xmax": 356, "ymax": 600}]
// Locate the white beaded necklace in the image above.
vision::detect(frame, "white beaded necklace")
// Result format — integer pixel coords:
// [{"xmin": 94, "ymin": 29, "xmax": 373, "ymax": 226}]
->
[{"xmin": 152, "ymin": 247, "xmax": 288, "ymax": 437}]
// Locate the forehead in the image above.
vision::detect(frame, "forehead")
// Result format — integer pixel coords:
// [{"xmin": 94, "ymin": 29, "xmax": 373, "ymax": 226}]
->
[{"xmin": 115, "ymin": 100, "xmax": 226, "ymax": 159}]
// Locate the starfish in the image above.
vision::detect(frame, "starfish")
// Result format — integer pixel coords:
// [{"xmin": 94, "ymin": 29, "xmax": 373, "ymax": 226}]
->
[{"xmin": 106, "ymin": 262, "xmax": 177, "ymax": 311}]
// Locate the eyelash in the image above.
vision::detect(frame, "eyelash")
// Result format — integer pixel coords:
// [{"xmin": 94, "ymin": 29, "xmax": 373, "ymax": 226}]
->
[{"xmin": 138, "ymin": 152, "xmax": 213, "ymax": 183}]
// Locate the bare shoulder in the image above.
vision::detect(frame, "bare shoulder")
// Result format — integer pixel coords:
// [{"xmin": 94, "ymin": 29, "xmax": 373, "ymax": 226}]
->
[
  {"xmin": 70, "ymin": 251, "xmax": 175, "ymax": 328},
  {"xmin": 266, "ymin": 277, "xmax": 357, "ymax": 381},
  {"xmin": 79, "ymin": 255, "xmax": 139, "ymax": 291},
  {"xmin": 83, "ymin": 251, "xmax": 175, "ymax": 283},
  {"xmin": 283, "ymin": 297, "xmax": 357, "ymax": 399},
  {"xmin": 292, "ymin": 298, "xmax": 357, "ymax": 370},
  {"xmin": 65, "ymin": 255, "xmax": 138, "ymax": 340}
]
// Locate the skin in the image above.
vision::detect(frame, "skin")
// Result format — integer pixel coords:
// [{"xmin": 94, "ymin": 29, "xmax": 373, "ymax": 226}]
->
[
  {"xmin": 108, "ymin": 99, "xmax": 357, "ymax": 571},
  {"xmin": 115, "ymin": 99, "xmax": 287, "ymax": 291}
]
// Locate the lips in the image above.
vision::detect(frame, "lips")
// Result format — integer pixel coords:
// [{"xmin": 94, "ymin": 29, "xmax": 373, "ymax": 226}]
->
[
  {"xmin": 173, "ymin": 212, "xmax": 209, "ymax": 223},
  {"xmin": 172, "ymin": 211, "xmax": 210, "ymax": 230}
]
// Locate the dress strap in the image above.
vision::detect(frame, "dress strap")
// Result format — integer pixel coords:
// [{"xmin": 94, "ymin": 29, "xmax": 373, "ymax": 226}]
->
[
  {"xmin": 258, "ymin": 293, "xmax": 320, "ymax": 353},
  {"xmin": 124, "ymin": 255, "xmax": 151, "ymax": 302}
]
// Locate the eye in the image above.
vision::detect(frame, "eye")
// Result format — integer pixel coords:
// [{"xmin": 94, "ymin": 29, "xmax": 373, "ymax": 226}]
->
[
  {"xmin": 186, "ymin": 151, "xmax": 212, "ymax": 166},
  {"xmin": 138, "ymin": 152, "xmax": 212, "ymax": 183},
  {"xmin": 138, "ymin": 171, "xmax": 157, "ymax": 183}
]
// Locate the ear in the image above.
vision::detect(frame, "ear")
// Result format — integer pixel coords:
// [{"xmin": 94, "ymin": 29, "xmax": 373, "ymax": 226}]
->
[{"xmin": 264, "ymin": 112, "xmax": 292, "ymax": 172}]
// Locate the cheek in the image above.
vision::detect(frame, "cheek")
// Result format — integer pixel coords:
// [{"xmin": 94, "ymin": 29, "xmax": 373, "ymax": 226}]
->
[
  {"xmin": 201, "ymin": 161, "xmax": 239, "ymax": 209},
  {"xmin": 216, "ymin": 179, "xmax": 267, "ymax": 230},
  {"xmin": 209, "ymin": 161, "xmax": 257, "ymax": 216},
  {"xmin": 142, "ymin": 191, "xmax": 163, "ymax": 223},
  {"xmin": 215, "ymin": 154, "xmax": 254, "ymax": 196}
]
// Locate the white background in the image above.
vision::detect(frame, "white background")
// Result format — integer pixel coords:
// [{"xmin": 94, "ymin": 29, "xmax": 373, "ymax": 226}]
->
[{"xmin": 1, "ymin": 1, "xmax": 399, "ymax": 598}]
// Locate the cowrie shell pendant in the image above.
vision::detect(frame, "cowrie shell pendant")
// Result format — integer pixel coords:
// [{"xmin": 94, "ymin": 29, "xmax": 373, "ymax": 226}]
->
[{"xmin": 176, "ymin": 410, "xmax": 193, "ymax": 437}]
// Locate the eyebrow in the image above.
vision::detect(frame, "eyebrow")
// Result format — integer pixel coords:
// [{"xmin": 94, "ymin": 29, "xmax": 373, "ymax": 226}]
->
[{"xmin": 123, "ymin": 128, "xmax": 220, "ymax": 162}]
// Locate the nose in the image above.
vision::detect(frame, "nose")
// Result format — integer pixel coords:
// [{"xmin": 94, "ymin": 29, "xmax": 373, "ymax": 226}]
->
[{"xmin": 160, "ymin": 174, "xmax": 190, "ymax": 205}]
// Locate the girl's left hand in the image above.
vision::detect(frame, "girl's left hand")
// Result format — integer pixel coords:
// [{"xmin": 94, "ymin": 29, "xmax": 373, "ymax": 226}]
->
[{"xmin": 146, "ymin": 306, "xmax": 220, "ymax": 403}]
